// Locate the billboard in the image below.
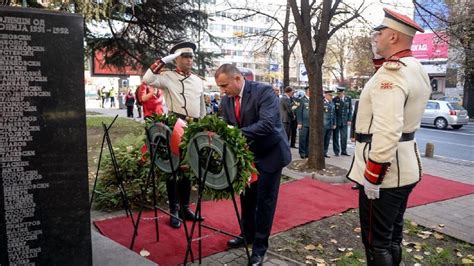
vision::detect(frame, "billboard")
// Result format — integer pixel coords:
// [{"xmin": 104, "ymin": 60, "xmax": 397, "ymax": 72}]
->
[
  {"xmin": 411, "ymin": 32, "xmax": 449, "ymax": 60},
  {"xmin": 92, "ymin": 48, "xmax": 145, "ymax": 76}
]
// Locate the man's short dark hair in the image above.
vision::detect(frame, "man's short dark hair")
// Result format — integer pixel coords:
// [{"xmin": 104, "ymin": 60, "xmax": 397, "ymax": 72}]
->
[
  {"xmin": 284, "ymin": 86, "xmax": 293, "ymax": 93},
  {"xmin": 215, "ymin": 64, "xmax": 242, "ymax": 79},
  {"xmin": 304, "ymin": 86, "xmax": 310, "ymax": 91}
]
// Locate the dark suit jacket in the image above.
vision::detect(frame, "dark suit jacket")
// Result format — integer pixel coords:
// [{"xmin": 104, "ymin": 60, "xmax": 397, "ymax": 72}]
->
[
  {"xmin": 221, "ymin": 81, "xmax": 292, "ymax": 173},
  {"xmin": 279, "ymin": 94, "xmax": 294, "ymax": 123}
]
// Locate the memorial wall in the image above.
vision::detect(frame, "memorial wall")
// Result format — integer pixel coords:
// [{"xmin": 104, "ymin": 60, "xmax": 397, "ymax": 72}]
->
[{"xmin": 0, "ymin": 6, "xmax": 92, "ymax": 265}]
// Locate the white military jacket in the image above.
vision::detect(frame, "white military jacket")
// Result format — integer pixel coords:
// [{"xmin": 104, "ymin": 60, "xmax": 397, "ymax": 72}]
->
[
  {"xmin": 143, "ymin": 68, "xmax": 206, "ymax": 119},
  {"xmin": 347, "ymin": 52, "xmax": 431, "ymax": 188}
]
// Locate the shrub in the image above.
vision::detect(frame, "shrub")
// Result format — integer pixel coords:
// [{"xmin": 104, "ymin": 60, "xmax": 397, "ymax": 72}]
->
[{"xmin": 93, "ymin": 134, "xmax": 167, "ymax": 210}]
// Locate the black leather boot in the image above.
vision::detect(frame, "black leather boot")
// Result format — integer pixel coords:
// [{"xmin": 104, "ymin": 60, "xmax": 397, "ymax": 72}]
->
[
  {"xmin": 366, "ymin": 247, "xmax": 393, "ymax": 266},
  {"xmin": 391, "ymin": 243, "xmax": 402, "ymax": 265},
  {"xmin": 180, "ymin": 205, "xmax": 204, "ymax": 221},
  {"xmin": 178, "ymin": 178, "xmax": 204, "ymax": 221},
  {"xmin": 166, "ymin": 179, "xmax": 181, "ymax": 228},
  {"xmin": 169, "ymin": 210, "xmax": 181, "ymax": 228}
]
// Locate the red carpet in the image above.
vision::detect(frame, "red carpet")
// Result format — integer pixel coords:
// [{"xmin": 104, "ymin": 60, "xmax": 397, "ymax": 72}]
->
[{"xmin": 94, "ymin": 174, "xmax": 474, "ymax": 265}]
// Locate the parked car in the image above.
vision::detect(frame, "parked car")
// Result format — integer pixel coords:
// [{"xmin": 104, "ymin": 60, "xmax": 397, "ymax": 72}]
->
[
  {"xmin": 436, "ymin": 96, "xmax": 463, "ymax": 105},
  {"xmin": 421, "ymin": 100, "xmax": 469, "ymax": 129}
]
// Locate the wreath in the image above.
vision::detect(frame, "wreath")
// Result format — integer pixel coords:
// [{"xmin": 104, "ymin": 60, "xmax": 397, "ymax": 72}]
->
[
  {"xmin": 181, "ymin": 115, "xmax": 257, "ymax": 200},
  {"xmin": 144, "ymin": 113, "xmax": 180, "ymax": 174}
]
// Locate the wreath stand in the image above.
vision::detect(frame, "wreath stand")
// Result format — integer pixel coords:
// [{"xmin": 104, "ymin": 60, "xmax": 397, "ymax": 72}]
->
[
  {"xmin": 129, "ymin": 123, "xmax": 194, "ymax": 262},
  {"xmin": 183, "ymin": 132, "xmax": 251, "ymax": 265},
  {"xmin": 90, "ymin": 115, "xmax": 136, "ymax": 226}
]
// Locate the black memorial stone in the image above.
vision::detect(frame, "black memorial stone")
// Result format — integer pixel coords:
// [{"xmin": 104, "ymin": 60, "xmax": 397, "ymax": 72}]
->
[{"xmin": 0, "ymin": 6, "xmax": 92, "ymax": 265}]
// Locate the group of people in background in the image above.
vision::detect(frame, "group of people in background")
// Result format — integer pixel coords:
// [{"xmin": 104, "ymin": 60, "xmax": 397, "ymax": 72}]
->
[
  {"xmin": 97, "ymin": 86, "xmax": 117, "ymax": 108},
  {"xmin": 278, "ymin": 85, "xmax": 352, "ymax": 159}
]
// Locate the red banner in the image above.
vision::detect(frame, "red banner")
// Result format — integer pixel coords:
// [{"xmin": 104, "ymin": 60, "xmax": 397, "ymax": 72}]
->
[
  {"xmin": 92, "ymin": 49, "xmax": 145, "ymax": 76},
  {"xmin": 411, "ymin": 32, "xmax": 449, "ymax": 60}
]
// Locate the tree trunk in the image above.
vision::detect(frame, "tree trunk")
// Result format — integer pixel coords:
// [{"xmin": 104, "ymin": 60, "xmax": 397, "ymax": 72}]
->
[
  {"xmin": 306, "ymin": 58, "xmax": 325, "ymax": 169},
  {"xmin": 463, "ymin": 48, "xmax": 473, "ymax": 117},
  {"xmin": 283, "ymin": 1, "xmax": 290, "ymax": 88},
  {"xmin": 462, "ymin": 16, "xmax": 474, "ymax": 117}
]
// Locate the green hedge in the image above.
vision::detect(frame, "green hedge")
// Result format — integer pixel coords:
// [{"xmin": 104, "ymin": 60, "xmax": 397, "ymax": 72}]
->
[{"xmin": 93, "ymin": 134, "xmax": 167, "ymax": 210}]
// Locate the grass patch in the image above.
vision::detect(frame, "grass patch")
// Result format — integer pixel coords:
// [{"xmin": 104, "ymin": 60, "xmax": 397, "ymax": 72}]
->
[{"xmin": 86, "ymin": 116, "xmax": 143, "ymax": 131}]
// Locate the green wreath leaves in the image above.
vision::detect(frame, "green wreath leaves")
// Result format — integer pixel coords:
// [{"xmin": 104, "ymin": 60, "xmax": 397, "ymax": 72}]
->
[
  {"xmin": 145, "ymin": 113, "xmax": 178, "ymax": 130},
  {"xmin": 181, "ymin": 115, "xmax": 257, "ymax": 200}
]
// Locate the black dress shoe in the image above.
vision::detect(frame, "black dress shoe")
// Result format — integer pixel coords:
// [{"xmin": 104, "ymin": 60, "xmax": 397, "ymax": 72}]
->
[
  {"xmin": 324, "ymin": 154, "xmax": 330, "ymax": 158},
  {"xmin": 227, "ymin": 237, "xmax": 253, "ymax": 248},
  {"xmin": 335, "ymin": 154, "xmax": 340, "ymax": 157},
  {"xmin": 179, "ymin": 208, "xmax": 204, "ymax": 221},
  {"xmin": 169, "ymin": 211, "xmax": 181, "ymax": 228},
  {"xmin": 249, "ymin": 254, "xmax": 263, "ymax": 266},
  {"xmin": 341, "ymin": 153, "xmax": 351, "ymax": 156}
]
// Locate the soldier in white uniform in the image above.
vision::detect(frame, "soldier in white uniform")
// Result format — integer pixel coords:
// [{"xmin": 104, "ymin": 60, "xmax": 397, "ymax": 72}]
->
[
  {"xmin": 143, "ymin": 42, "xmax": 206, "ymax": 120},
  {"xmin": 143, "ymin": 41, "xmax": 205, "ymax": 228},
  {"xmin": 346, "ymin": 8, "xmax": 431, "ymax": 265}
]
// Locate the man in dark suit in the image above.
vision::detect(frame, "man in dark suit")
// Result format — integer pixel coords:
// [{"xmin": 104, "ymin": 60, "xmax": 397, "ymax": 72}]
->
[
  {"xmin": 279, "ymin": 86, "xmax": 295, "ymax": 142},
  {"xmin": 215, "ymin": 64, "xmax": 292, "ymax": 265}
]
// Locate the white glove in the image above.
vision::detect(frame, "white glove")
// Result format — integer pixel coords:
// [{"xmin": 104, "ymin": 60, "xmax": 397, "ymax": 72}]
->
[
  {"xmin": 162, "ymin": 51, "xmax": 182, "ymax": 64},
  {"xmin": 371, "ymin": 32, "xmax": 383, "ymax": 59},
  {"xmin": 363, "ymin": 179, "xmax": 380, "ymax": 200}
]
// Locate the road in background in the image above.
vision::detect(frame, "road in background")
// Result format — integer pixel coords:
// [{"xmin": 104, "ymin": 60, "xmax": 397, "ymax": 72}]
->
[{"xmin": 417, "ymin": 123, "xmax": 474, "ymax": 161}]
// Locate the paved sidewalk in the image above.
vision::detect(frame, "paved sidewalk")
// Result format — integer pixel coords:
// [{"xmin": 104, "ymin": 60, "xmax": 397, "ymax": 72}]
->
[{"xmin": 87, "ymin": 107, "xmax": 474, "ymax": 265}]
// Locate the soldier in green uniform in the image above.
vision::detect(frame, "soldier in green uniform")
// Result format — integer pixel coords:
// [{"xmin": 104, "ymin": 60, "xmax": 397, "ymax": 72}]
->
[
  {"xmin": 295, "ymin": 87, "xmax": 310, "ymax": 159},
  {"xmin": 323, "ymin": 89, "xmax": 336, "ymax": 158},
  {"xmin": 332, "ymin": 87, "xmax": 352, "ymax": 156}
]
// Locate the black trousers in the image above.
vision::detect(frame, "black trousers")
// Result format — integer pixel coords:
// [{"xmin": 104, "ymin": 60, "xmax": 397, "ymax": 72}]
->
[
  {"xmin": 290, "ymin": 119, "xmax": 297, "ymax": 147},
  {"xmin": 126, "ymin": 106, "xmax": 134, "ymax": 118},
  {"xmin": 240, "ymin": 167, "xmax": 282, "ymax": 257},
  {"xmin": 282, "ymin": 121, "xmax": 291, "ymax": 142},
  {"xmin": 359, "ymin": 183, "xmax": 416, "ymax": 266},
  {"xmin": 165, "ymin": 176, "xmax": 192, "ymax": 212}
]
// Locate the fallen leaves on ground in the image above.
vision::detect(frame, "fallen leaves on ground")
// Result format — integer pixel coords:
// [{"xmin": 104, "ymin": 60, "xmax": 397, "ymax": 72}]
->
[
  {"xmin": 305, "ymin": 255, "xmax": 325, "ymax": 264},
  {"xmin": 330, "ymin": 239, "xmax": 338, "ymax": 245},
  {"xmin": 139, "ymin": 249, "xmax": 150, "ymax": 257},
  {"xmin": 305, "ymin": 244, "xmax": 317, "ymax": 251}
]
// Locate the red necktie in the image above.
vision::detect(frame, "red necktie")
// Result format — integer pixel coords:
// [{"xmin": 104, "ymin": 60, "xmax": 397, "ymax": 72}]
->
[{"xmin": 234, "ymin": 95, "xmax": 241, "ymax": 123}]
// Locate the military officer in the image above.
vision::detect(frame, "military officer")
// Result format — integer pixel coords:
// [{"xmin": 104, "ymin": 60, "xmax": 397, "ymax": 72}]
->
[
  {"xmin": 332, "ymin": 87, "xmax": 352, "ymax": 156},
  {"xmin": 143, "ymin": 41, "xmax": 206, "ymax": 120},
  {"xmin": 346, "ymin": 8, "xmax": 431, "ymax": 265},
  {"xmin": 323, "ymin": 89, "xmax": 336, "ymax": 158},
  {"xmin": 295, "ymin": 87, "xmax": 310, "ymax": 159},
  {"xmin": 143, "ymin": 41, "xmax": 205, "ymax": 228}
]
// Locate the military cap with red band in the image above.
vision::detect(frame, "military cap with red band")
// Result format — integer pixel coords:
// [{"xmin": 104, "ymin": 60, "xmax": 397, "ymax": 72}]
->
[
  {"xmin": 374, "ymin": 8, "xmax": 424, "ymax": 36},
  {"xmin": 170, "ymin": 41, "xmax": 196, "ymax": 56}
]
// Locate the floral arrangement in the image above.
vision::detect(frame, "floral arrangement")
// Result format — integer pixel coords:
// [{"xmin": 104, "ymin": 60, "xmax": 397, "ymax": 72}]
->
[{"xmin": 181, "ymin": 115, "xmax": 257, "ymax": 200}]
